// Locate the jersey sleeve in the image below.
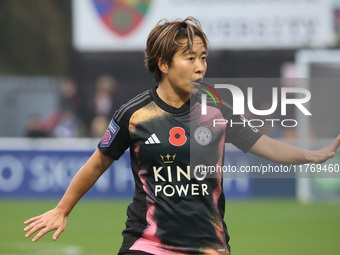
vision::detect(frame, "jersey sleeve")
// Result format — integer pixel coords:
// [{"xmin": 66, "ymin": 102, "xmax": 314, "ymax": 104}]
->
[
  {"xmin": 221, "ymin": 104, "xmax": 263, "ymax": 152},
  {"xmin": 97, "ymin": 117, "xmax": 131, "ymax": 160},
  {"xmin": 225, "ymin": 114, "xmax": 262, "ymax": 152}
]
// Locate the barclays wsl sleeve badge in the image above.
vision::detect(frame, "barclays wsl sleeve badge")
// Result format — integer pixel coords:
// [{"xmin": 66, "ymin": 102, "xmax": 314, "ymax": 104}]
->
[{"xmin": 101, "ymin": 119, "xmax": 120, "ymax": 147}]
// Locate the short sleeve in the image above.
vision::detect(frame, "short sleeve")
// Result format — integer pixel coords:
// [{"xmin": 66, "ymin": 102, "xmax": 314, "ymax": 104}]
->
[
  {"xmin": 225, "ymin": 114, "xmax": 263, "ymax": 153},
  {"xmin": 98, "ymin": 117, "xmax": 131, "ymax": 160}
]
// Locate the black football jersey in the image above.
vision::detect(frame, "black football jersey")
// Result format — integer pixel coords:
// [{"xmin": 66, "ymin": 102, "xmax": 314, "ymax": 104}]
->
[{"xmin": 98, "ymin": 86, "xmax": 262, "ymax": 254}]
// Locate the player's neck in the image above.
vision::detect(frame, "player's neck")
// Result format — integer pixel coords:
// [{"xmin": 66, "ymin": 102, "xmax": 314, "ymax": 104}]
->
[{"xmin": 156, "ymin": 83, "xmax": 190, "ymax": 109}]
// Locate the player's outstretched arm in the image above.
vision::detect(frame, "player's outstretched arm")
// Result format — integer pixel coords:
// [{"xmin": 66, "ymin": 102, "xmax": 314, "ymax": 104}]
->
[
  {"xmin": 24, "ymin": 148, "xmax": 114, "ymax": 242},
  {"xmin": 249, "ymin": 134, "xmax": 340, "ymax": 164}
]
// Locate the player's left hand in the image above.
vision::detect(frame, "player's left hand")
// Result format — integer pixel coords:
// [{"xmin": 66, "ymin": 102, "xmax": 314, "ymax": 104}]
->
[
  {"xmin": 24, "ymin": 207, "xmax": 68, "ymax": 242},
  {"xmin": 306, "ymin": 134, "xmax": 340, "ymax": 164}
]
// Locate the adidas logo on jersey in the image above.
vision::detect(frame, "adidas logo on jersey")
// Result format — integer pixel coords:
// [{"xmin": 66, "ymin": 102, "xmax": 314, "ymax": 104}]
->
[{"xmin": 145, "ymin": 133, "xmax": 161, "ymax": 144}]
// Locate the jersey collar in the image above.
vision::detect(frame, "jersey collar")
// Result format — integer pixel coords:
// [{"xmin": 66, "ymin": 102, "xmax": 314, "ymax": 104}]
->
[{"xmin": 151, "ymin": 86, "xmax": 197, "ymax": 114}]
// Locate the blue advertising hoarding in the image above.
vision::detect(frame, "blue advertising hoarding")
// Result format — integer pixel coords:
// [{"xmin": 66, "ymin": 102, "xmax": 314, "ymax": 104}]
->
[
  {"xmin": 0, "ymin": 149, "xmax": 134, "ymax": 198},
  {"xmin": 0, "ymin": 139, "xmax": 295, "ymax": 199},
  {"xmin": 0, "ymin": 139, "xmax": 254, "ymax": 199}
]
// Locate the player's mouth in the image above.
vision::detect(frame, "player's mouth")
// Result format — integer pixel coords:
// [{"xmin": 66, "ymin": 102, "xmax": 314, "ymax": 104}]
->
[{"xmin": 191, "ymin": 78, "xmax": 203, "ymax": 88}]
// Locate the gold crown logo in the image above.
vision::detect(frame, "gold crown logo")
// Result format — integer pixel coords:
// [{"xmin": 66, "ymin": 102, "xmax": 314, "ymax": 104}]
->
[{"xmin": 160, "ymin": 154, "xmax": 176, "ymax": 163}]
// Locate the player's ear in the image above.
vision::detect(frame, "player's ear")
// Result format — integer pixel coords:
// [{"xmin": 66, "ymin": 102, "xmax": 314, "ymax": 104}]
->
[{"xmin": 158, "ymin": 58, "xmax": 168, "ymax": 74}]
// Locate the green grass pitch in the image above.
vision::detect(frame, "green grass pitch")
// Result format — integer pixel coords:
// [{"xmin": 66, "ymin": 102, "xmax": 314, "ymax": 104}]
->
[{"xmin": 1, "ymin": 199, "xmax": 340, "ymax": 255}]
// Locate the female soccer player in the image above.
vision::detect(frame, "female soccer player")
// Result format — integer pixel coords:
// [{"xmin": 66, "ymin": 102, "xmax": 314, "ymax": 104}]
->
[{"xmin": 24, "ymin": 17, "xmax": 340, "ymax": 255}]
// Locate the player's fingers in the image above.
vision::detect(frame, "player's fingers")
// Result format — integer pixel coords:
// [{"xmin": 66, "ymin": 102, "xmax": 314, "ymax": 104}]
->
[
  {"xmin": 25, "ymin": 222, "xmax": 46, "ymax": 238},
  {"xmin": 53, "ymin": 226, "xmax": 65, "ymax": 241},
  {"xmin": 32, "ymin": 227, "xmax": 53, "ymax": 242},
  {"xmin": 24, "ymin": 219, "xmax": 43, "ymax": 232},
  {"xmin": 24, "ymin": 215, "xmax": 42, "ymax": 225},
  {"xmin": 330, "ymin": 134, "xmax": 340, "ymax": 152},
  {"xmin": 315, "ymin": 151, "xmax": 336, "ymax": 164},
  {"xmin": 321, "ymin": 152, "xmax": 335, "ymax": 163}
]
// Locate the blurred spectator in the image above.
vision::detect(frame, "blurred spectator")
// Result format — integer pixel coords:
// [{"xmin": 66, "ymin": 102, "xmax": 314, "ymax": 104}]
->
[
  {"xmin": 41, "ymin": 77, "xmax": 85, "ymax": 137},
  {"xmin": 59, "ymin": 77, "xmax": 81, "ymax": 114},
  {"xmin": 25, "ymin": 115, "xmax": 47, "ymax": 138},
  {"xmin": 93, "ymin": 74, "xmax": 118, "ymax": 118},
  {"xmin": 90, "ymin": 116, "xmax": 110, "ymax": 138},
  {"xmin": 52, "ymin": 110, "xmax": 81, "ymax": 138}
]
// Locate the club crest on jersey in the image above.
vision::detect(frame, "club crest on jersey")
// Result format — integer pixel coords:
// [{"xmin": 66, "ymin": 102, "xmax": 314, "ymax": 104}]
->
[
  {"xmin": 194, "ymin": 126, "xmax": 212, "ymax": 146},
  {"xmin": 101, "ymin": 119, "xmax": 120, "ymax": 147},
  {"xmin": 92, "ymin": 0, "xmax": 152, "ymax": 36}
]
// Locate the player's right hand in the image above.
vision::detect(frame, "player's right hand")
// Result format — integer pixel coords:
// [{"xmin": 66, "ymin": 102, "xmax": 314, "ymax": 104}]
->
[{"xmin": 24, "ymin": 207, "xmax": 68, "ymax": 242}]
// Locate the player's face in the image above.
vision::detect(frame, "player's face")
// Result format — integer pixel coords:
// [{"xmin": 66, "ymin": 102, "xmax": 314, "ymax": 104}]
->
[{"xmin": 166, "ymin": 36, "xmax": 207, "ymax": 95}]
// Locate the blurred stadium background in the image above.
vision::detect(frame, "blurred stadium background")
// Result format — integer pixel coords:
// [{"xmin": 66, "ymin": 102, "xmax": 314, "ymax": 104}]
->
[{"xmin": 1, "ymin": 0, "xmax": 340, "ymax": 254}]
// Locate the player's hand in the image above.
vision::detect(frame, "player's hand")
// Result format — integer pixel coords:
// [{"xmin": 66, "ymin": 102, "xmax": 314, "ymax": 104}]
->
[
  {"xmin": 307, "ymin": 134, "xmax": 340, "ymax": 164},
  {"xmin": 24, "ymin": 207, "xmax": 68, "ymax": 242}
]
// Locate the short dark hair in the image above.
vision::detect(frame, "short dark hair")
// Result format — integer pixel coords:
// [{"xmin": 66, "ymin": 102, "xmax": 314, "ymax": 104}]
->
[{"xmin": 144, "ymin": 17, "xmax": 209, "ymax": 83}]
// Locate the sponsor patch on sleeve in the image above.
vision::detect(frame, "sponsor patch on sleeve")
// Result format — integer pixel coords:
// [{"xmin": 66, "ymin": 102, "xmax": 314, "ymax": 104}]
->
[{"xmin": 101, "ymin": 119, "xmax": 120, "ymax": 147}]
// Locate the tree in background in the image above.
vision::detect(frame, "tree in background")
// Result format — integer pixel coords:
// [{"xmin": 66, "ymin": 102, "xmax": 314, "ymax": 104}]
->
[{"xmin": 0, "ymin": 0, "xmax": 71, "ymax": 75}]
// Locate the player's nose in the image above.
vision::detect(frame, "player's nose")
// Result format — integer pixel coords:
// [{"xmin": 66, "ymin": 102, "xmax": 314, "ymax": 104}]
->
[{"xmin": 195, "ymin": 59, "xmax": 206, "ymax": 75}]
